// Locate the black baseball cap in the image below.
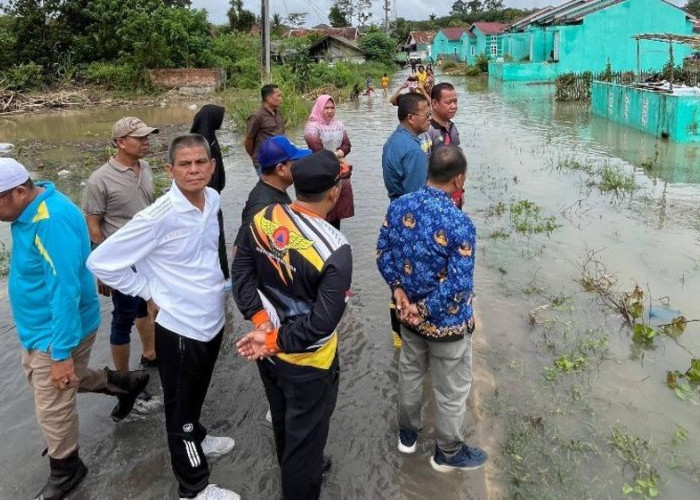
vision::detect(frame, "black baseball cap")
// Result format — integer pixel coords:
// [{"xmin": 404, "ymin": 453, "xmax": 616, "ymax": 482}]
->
[{"xmin": 292, "ymin": 150, "xmax": 350, "ymax": 194}]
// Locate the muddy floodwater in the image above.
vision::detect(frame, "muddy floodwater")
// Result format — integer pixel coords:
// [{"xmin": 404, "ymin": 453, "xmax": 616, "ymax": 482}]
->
[{"xmin": 1, "ymin": 72, "xmax": 700, "ymax": 500}]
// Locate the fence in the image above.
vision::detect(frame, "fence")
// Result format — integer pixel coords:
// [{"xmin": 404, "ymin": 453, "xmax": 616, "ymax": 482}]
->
[{"xmin": 555, "ymin": 66, "xmax": 700, "ymax": 101}]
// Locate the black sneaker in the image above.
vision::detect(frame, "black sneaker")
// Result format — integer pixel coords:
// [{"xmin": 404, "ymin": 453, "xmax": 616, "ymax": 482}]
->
[
  {"xmin": 140, "ymin": 355, "xmax": 158, "ymax": 368},
  {"xmin": 398, "ymin": 429, "xmax": 418, "ymax": 454},
  {"xmin": 430, "ymin": 444, "xmax": 487, "ymax": 472}
]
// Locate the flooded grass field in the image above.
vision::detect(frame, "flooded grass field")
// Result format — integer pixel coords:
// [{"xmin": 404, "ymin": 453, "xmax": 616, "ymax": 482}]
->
[{"xmin": 1, "ymin": 72, "xmax": 699, "ymax": 499}]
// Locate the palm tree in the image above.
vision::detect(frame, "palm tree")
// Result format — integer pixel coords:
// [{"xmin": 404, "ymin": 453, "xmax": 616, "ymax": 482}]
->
[{"xmin": 271, "ymin": 13, "xmax": 285, "ymax": 37}]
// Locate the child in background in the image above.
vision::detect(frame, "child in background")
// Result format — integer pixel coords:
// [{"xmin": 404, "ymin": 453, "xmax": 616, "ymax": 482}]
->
[{"xmin": 381, "ymin": 73, "xmax": 390, "ymax": 97}]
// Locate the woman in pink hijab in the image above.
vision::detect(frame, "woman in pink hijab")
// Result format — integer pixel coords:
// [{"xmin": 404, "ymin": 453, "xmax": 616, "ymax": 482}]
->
[{"xmin": 304, "ymin": 94, "xmax": 353, "ymax": 229}]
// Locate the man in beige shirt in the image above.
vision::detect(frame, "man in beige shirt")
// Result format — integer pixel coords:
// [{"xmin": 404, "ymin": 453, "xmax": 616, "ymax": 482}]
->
[
  {"xmin": 244, "ymin": 84, "xmax": 285, "ymax": 175},
  {"xmin": 82, "ymin": 117, "xmax": 158, "ymax": 421}
]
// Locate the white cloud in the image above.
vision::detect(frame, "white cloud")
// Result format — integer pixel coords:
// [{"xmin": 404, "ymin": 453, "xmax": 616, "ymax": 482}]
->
[{"xmin": 192, "ymin": 0, "xmax": 688, "ymax": 26}]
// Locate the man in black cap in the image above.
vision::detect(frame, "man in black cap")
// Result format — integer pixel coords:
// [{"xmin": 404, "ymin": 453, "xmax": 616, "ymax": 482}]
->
[{"xmin": 231, "ymin": 150, "xmax": 353, "ymax": 500}]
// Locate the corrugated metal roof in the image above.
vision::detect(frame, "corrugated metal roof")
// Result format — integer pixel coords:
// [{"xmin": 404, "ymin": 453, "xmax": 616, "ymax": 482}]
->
[
  {"xmin": 408, "ymin": 31, "xmax": 437, "ymax": 44},
  {"xmin": 509, "ymin": 0, "xmax": 697, "ymax": 31},
  {"xmin": 472, "ymin": 22, "xmax": 510, "ymax": 35},
  {"xmin": 439, "ymin": 27, "xmax": 470, "ymax": 41}
]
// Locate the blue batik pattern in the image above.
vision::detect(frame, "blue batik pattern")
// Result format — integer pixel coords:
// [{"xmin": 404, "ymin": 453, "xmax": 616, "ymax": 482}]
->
[{"xmin": 376, "ymin": 186, "xmax": 476, "ymax": 340}]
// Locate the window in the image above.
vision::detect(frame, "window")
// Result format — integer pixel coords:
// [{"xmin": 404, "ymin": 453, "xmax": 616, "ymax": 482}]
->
[
  {"xmin": 490, "ymin": 44, "xmax": 498, "ymax": 57},
  {"xmin": 470, "ymin": 46, "xmax": 475, "ymax": 56}
]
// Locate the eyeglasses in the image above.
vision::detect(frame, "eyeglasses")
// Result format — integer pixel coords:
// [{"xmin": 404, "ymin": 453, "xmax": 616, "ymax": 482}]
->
[{"xmin": 409, "ymin": 112, "xmax": 432, "ymax": 118}]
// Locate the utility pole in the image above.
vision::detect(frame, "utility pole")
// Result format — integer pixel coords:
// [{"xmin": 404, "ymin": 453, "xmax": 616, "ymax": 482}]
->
[
  {"xmin": 261, "ymin": 0, "xmax": 271, "ymax": 82},
  {"xmin": 384, "ymin": 0, "xmax": 391, "ymax": 34}
]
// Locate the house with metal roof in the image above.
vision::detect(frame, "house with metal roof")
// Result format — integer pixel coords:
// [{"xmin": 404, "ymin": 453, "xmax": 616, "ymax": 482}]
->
[
  {"xmin": 490, "ymin": 0, "xmax": 698, "ymax": 81},
  {"xmin": 404, "ymin": 31, "xmax": 436, "ymax": 61},
  {"xmin": 307, "ymin": 35, "xmax": 366, "ymax": 64},
  {"xmin": 463, "ymin": 22, "xmax": 511, "ymax": 65},
  {"xmin": 432, "ymin": 28, "xmax": 469, "ymax": 60}
]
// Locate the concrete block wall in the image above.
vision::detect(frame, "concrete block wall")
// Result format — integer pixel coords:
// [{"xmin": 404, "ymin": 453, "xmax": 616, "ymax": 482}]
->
[{"xmin": 147, "ymin": 68, "xmax": 226, "ymax": 93}]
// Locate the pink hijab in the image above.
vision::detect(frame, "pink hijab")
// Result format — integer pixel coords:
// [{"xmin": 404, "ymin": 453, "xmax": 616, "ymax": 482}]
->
[{"xmin": 309, "ymin": 95, "xmax": 334, "ymax": 124}]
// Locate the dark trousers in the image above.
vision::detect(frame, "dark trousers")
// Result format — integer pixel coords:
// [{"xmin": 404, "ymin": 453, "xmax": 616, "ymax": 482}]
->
[
  {"xmin": 110, "ymin": 288, "xmax": 147, "ymax": 345},
  {"xmin": 156, "ymin": 323, "xmax": 223, "ymax": 498},
  {"xmin": 217, "ymin": 209, "xmax": 230, "ymax": 280},
  {"xmin": 258, "ymin": 360, "xmax": 339, "ymax": 500}
]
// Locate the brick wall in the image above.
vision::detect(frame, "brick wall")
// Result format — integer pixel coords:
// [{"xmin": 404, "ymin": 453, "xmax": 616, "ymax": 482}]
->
[{"xmin": 147, "ymin": 68, "xmax": 226, "ymax": 92}]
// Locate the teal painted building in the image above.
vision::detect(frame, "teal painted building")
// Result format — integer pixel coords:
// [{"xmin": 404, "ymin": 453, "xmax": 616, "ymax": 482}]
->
[
  {"xmin": 592, "ymin": 81, "xmax": 700, "ymax": 142},
  {"xmin": 490, "ymin": 0, "xmax": 698, "ymax": 81},
  {"xmin": 432, "ymin": 28, "xmax": 469, "ymax": 60},
  {"xmin": 463, "ymin": 22, "xmax": 509, "ymax": 65}
]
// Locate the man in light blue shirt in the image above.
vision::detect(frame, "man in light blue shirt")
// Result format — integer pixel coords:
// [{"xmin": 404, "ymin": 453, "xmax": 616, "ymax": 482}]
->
[
  {"xmin": 382, "ymin": 92, "xmax": 432, "ymax": 201},
  {"xmin": 0, "ymin": 158, "xmax": 148, "ymax": 500},
  {"xmin": 381, "ymin": 91, "xmax": 432, "ymax": 347}
]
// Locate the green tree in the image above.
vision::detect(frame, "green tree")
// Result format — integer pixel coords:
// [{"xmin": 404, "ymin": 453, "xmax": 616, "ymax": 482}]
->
[
  {"xmin": 228, "ymin": 0, "xmax": 256, "ymax": 32},
  {"xmin": 391, "ymin": 17, "xmax": 410, "ymax": 43},
  {"xmin": 450, "ymin": 0, "xmax": 468, "ymax": 16},
  {"xmin": 467, "ymin": 0, "xmax": 482, "ymax": 13},
  {"xmin": 355, "ymin": 0, "xmax": 372, "ymax": 26},
  {"xmin": 483, "ymin": 0, "xmax": 504, "ymax": 11},
  {"xmin": 332, "ymin": 0, "xmax": 354, "ymax": 26},
  {"xmin": 685, "ymin": 0, "xmax": 700, "ymax": 16},
  {"xmin": 359, "ymin": 30, "xmax": 395, "ymax": 64},
  {"xmin": 328, "ymin": 4, "xmax": 349, "ymax": 27},
  {"xmin": 271, "ymin": 13, "xmax": 286, "ymax": 37},
  {"xmin": 0, "ymin": 15, "xmax": 18, "ymax": 70},
  {"xmin": 286, "ymin": 12, "xmax": 308, "ymax": 29}
]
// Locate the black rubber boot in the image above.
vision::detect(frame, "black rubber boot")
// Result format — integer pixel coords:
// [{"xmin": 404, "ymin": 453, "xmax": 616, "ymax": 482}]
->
[
  {"xmin": 33, "ymin": 450, "xmax": 87, "ymax": 500},
  {"xmin": 105, "ymin": 369, "xmax": 150, "ymax": 422}
]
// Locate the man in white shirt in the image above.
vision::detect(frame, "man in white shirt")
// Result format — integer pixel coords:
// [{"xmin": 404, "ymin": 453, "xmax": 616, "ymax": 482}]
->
[{"xmin": 87, "ymin": 134, "xmax": 239, "ymax": 500}]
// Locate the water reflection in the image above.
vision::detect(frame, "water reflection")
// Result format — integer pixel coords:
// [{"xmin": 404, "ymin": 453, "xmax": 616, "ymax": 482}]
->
[{"xmin": 1, "ymin": 72, "xmax": 699, "ymax": 499}]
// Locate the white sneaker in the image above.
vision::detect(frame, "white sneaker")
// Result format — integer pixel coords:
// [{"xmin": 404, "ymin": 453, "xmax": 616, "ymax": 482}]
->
[
  {"xmin": 200, "ymin": 435, "xmax": 235, "ymax": 458},
  {"xmin": 180, "ymin": 484, "xmax": 240, "ymax": 500},
  {"xmin": 265, "ymin": 408, "xmax": 272, "ymax": 423}
]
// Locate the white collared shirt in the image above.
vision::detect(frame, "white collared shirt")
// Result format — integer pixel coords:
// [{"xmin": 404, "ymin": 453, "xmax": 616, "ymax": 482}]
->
[{"xmin": 88, "ymin": 181, "xmax": 225, "ymax": 342}]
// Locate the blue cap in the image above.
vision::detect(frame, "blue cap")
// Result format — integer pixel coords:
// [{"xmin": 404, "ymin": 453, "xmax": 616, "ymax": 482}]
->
[{"xmin": 257, "ymin": 136, "xmax": 312, "ymax": 170}]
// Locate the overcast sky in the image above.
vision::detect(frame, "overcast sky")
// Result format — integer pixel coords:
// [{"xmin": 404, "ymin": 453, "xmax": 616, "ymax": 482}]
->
[
  {"xmin": 193, "ymin": 0, "xmax": 558, "ymax": 26},
  {"xmin": 193, "ymin": 0, "xmax": 687, "ymax": 27}
]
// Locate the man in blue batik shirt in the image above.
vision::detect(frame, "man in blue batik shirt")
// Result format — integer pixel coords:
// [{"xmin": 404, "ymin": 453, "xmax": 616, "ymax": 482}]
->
[{"xmin": 376, "ymin": 145, "xmax": 488, "ymax": 472}]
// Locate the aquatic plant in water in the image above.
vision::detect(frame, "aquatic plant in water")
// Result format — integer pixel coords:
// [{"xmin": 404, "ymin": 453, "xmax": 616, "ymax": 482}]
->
[{"xmin": 509, "ymin": 199, "xmax": 559, "ymax": 235}]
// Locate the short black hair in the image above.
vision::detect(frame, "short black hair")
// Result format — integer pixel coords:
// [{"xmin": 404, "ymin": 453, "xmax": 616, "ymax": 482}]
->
[
  {"xmin": 168, "ymin": 134, "xmax": 211, "ymax": 164},
  {"xmin": 397, "ymin": 92, "xmax": 428, "ymax": 121},
  {"xmin": 294, "ymin": 180, "xmax": 341, "ymax": 203},
  {"xmin": 428, "ymin": 145, "xmax": 467, "ymax": 183},
  {"xmin": 261, "ymin": 84, "xmax": 279, "ymax": 102},
  {"xmin": 431, "ymin": 82, "xmax": 455, "ymax": 102}
]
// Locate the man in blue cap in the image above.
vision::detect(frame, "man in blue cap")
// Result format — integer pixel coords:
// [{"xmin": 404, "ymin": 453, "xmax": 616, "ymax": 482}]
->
[
  {"xmin": 232, "ymin": 150, "xmax": 352, "ymax": 500},
  {"xmin": 233, "ymin": 135, "xmax": 311, "ymax": 256}
]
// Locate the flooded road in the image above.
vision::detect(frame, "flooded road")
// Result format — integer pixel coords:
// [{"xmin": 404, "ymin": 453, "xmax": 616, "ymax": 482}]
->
[{"xmin": 1, "ymin": 72, "xmax": 700, "ymax": 499}]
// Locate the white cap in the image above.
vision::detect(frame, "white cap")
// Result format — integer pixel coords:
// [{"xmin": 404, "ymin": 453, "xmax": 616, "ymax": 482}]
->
[{"xmin": 0, "ymin": 158, "xmax": 30, "ymax": 192}]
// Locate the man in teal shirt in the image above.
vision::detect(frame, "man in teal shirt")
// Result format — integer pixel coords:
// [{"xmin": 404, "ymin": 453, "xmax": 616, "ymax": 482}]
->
[{"xmin": 0, "ymin": 158, "xmax": 148, "ymax": 500}]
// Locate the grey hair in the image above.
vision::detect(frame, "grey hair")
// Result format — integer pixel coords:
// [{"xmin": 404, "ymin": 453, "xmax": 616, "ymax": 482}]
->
[{"xmin": 167, "ymin": 134, "xmax": 211, "ymax": 165}]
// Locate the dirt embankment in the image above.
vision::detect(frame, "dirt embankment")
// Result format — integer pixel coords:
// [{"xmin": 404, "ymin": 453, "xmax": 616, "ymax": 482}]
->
[{"xmin": 0, "ymin": 87, "xmax": 195, "ymax": 116}]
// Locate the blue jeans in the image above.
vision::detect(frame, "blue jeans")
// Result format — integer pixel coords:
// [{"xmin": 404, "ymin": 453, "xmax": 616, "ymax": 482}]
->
[{"xmin": 110, "ymin": 289, "xmax": 147, "ymax": 346}]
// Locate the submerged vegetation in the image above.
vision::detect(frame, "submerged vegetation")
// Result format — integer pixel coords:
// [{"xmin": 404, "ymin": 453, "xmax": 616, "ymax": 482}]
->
[
  {"xmin": 554, "ymin": 156, "xmax": 638, "ymax": 198},
  {"xmin": 483, "ymin": 198, "xmax": 560, "ymax": 239}
]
